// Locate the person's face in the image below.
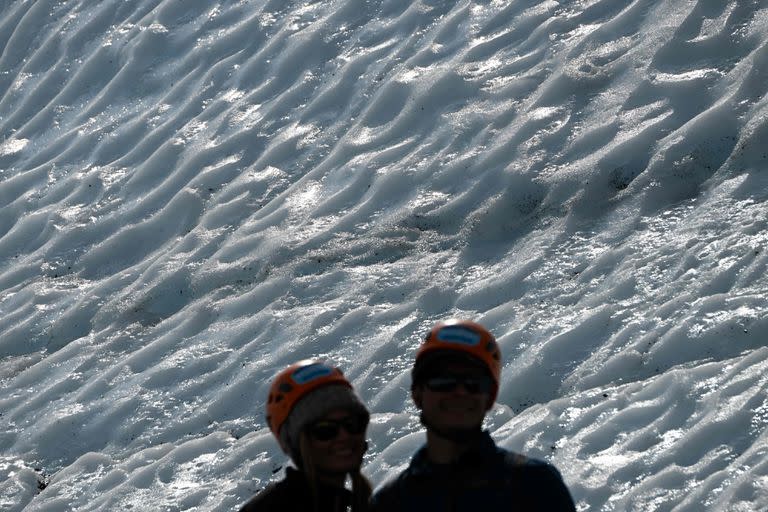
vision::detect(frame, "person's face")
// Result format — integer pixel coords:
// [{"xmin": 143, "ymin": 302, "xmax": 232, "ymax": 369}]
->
[
  {"xmin": 413, "ymin": 360, "xmax": 494, "ymax": 432},
  {"xmin": 303, "ymin": 409, "xmax": 368, "ymax": 475}
]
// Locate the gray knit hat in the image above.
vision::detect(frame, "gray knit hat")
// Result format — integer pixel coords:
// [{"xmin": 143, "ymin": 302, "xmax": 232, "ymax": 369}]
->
[{"xmin": 280, "ymin": 384, "xmax": 369, "ymax": 459}]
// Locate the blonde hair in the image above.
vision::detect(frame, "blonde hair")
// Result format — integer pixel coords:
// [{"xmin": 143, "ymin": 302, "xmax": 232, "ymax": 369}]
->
[{"xmin": 298, "ymin": 431, "xmax": 371, "ymax": 512}]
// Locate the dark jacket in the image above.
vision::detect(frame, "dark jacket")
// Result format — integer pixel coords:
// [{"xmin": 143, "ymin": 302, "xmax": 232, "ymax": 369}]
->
[
  {"xmin": 239, "ymin": 466, "xmax": 353, "ymax": 512},
  {"xmin": 370, "ymin": 431, "xmax": 576, "ymax": 512}
]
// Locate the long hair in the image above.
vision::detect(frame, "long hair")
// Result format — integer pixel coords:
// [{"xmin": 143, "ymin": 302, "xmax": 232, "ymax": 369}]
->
[{"xmin": 298, "ymin": 432, "xmax": 372, "ymax": 512}]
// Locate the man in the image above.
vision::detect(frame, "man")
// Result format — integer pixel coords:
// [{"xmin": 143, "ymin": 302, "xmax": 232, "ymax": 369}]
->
[
  {"xmin": 370, "ymin": 320, "xmax": 576, "ymax": 511},
  {"xmin": 239, "ymin": 359, "xmax": 372, "ymax": 511}
]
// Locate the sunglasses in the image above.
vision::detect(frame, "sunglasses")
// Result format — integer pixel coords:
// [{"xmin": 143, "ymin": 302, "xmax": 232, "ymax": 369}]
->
[
  {"xmin": 424, "ymin": 374, "xmax": 494, "ymax": 394},
  {"xmin": 307, "ymin": 416, "xmax": 367, "ymax": 441}
]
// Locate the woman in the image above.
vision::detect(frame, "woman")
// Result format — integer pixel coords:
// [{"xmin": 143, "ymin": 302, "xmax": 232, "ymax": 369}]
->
[{"xmin": 239, "ymin": 359, "xmax": 371, "ymax": 512}]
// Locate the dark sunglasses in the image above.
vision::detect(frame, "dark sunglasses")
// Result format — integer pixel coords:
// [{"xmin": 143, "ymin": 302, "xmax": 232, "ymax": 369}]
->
[
  {"xmin": 307, "ymin": 416, "xmax": 367, "ymax": 441},
  {"xmin": 424, "ymin": 374, "xmax": 494, "ymax": 394}
]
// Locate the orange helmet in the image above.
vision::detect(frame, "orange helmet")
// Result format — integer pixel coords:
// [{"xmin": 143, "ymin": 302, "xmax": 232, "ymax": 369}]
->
[
  {"xmin": 266, "ymin": 359, "xmax": 353, "ymax": 438},
  {"xmin": 414, "ymin": 320, "xmax": 501, "ymax": 401}
]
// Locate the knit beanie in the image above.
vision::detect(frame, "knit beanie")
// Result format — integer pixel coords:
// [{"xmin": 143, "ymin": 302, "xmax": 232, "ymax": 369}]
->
[{"xmin": 280, "ymin": 384, "xmax": 369, "ymax": 459}]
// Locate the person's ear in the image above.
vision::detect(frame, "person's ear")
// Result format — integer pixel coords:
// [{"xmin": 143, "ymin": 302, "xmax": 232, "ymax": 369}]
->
[
  {"xmin": 411, "ymin": 386, "xmax": 423, "ymax": 409},
  {"xmin": 485, "ymin": 387, "xmax": 497, "ymax": 411},
  {"xmin": 278, "ymin": 432, "xmax": 295, "ymax": 456}
]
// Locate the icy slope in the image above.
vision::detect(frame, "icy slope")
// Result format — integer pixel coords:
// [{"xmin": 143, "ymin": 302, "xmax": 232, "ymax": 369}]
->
[{"xmin": 1, "ymin": 0, "xmax": 767, "ymax": 510}]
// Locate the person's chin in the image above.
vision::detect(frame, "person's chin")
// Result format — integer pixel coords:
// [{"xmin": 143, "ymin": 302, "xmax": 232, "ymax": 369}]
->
[
  {"xmin": 327, "ymin": 450, "xmax": 363, "ymax": 469},
  {"xmin": 433, "ymin": 413, "xmax": 483, "ymax": 431},
  {"xmin": 439, "ymin": 408, "xmax": 483, "ymax": 424},
  {"xmin": 324, "ymin": 460, "xmax": 361, "ymax": 474},
  {"xmin": 442, "ymin": 422, "xmax": 479, "ymax": 433}
]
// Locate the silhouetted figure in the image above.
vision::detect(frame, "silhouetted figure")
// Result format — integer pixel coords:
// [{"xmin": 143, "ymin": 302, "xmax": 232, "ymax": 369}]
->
[
  {"xmin": 240, "ymin": 360, "xmax": 371, "ymax": 512},
  {"xmin": 370, "ymin": 320, "xmax": 576, "ymax": 512}
]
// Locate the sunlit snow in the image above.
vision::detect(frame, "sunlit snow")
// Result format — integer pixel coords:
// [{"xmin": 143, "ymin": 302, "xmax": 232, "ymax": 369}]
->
[{"xmin": 1, "ymin": 0, "xmax": 767, "ymax": 511}]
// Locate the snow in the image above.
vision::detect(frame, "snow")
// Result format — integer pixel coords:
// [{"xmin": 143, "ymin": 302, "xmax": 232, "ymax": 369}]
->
[{"xmin": 0, "ymin": 0, "xmax": 767, "ymax": 510}]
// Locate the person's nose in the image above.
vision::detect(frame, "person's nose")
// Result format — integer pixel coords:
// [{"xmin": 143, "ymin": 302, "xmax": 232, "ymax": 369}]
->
[
  {"xmin": 451, "ymin": 382, "xmax": 473, "ymax": 396},
  {"xmin": 335, "ymin": 427, "xmax": 353, "ymax": 440}
]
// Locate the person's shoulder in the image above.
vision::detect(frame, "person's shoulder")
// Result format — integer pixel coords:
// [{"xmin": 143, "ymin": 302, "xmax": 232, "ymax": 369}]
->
[
  {"xmin": 237, "ymin": 477, "xmax": 299, "ymax": 512},
  {"xmin": 499, "ymin": 447, "xmax": 557, "ymax": 469},
  {"xmin": 497, "ymin": 448, "xmax": 576, "ymax": 511},
  {"xmin": 371, "ymin": 444, "xmax": 427, "ymax": 500},
  {"xmin": 370, "ymin": 470, "xmax": 406, "ymax": 509},
  {"xmin": 371, "ymin": 457, "xmax": 428, "ymax": 512},
  {"xmin": 501, "ymin": 449, "xmax": 565, "ymax": 478}
]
